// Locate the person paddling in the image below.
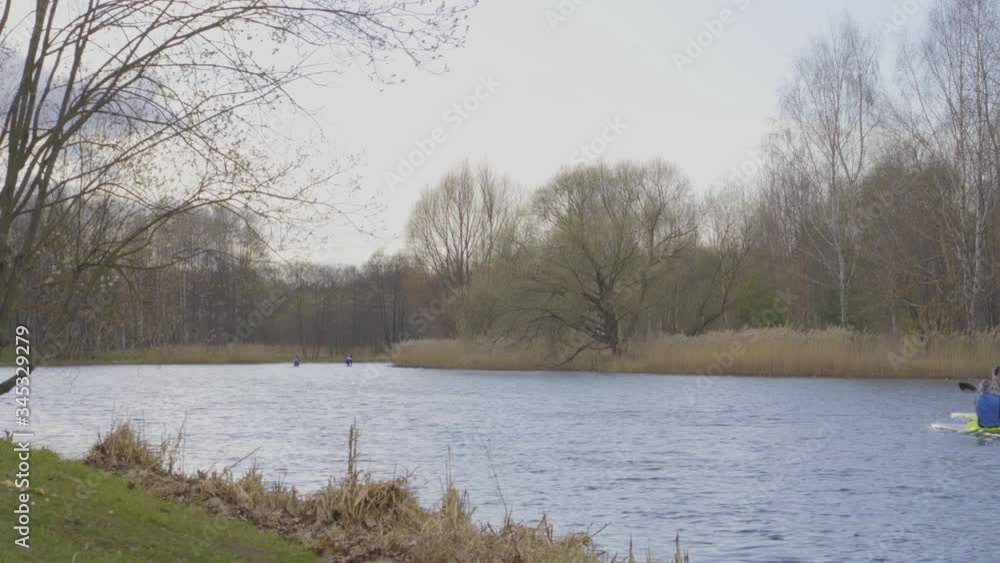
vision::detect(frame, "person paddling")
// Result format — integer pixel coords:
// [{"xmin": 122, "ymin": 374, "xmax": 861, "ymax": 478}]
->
[
  {"xmin": 976, "ymin": 377, "xmax": 1000, "ymax": 429},
  {"xmin": 293, "ymin": 355, "xmax": 300, "ymax": 367},
  {"xmin": 345, "ymin": 354, "xmax": 353, "ymax": 367}
]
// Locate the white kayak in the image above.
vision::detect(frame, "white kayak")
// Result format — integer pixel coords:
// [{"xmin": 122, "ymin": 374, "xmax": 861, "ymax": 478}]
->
[{"xmin": 928, "ymin": 413, "xmax": 1000, "ymax": 436}]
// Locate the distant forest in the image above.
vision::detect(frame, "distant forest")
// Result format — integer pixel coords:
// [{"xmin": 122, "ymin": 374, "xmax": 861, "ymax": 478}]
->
[{"xmin": 4, "ymin": 1, "xmax": 1000, "ymax": 364}]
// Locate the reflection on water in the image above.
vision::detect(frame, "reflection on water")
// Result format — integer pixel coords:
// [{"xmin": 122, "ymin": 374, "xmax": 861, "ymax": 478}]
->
[{"xmin": 28, "ymin": 364, "xmax": 997, "ymax": 562}]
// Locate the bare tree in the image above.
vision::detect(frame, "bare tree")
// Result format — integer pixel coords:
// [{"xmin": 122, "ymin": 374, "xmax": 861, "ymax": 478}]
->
[
  {"xmin": 894, "ymin": 0, "xmax": 1000, "ymax": 331},
  {"xmin": 775, "ymin": 15, "xmax": 881, "ymax": 327},
  {"xmin": 685, "ymin": 182, "xmax": 758, "ymax": 336},
  {"xmin": 407, "ymin": 159, "xmax": 517, "ymax": 289},
  {"xmin": 0, "ymin": 0, "xmax": 475, "ymax": 394}
]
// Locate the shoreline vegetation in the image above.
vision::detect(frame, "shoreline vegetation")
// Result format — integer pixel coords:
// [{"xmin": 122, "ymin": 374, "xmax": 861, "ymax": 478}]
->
[
  {"xmin": 0, "ymin": 344, "xmax": 376, "ymax": 366},
  {"xmin": 1, "ymin": 424, "xmax": 685, "ymax": 563},
  {"xmin": 394, "ymin": 329, "xmax": 1000, "ymax": 380},
  {"xmin": 4, "ymin": 328, "xmax": 998, "ymax": 380}
]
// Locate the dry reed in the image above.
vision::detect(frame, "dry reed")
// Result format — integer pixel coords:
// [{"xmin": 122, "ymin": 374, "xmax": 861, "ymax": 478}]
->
[
  {"xmin": 393, "ymin": 329, "xmax": 1000, "ymax": 380},
  {"xmin": 84, "ymin": 422, "xmax": 676, "ymax": 562},
  {"xmin": 46, "ymin": 344, "xmax": 377, "ymax": 365}
]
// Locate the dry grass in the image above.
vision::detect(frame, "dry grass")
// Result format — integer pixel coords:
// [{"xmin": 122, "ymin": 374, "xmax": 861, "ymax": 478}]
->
[
  {"xmin": 32, "ymin": 344, "xmax": 377, "ymax": 365},
  {"xmin": 394, "ymin": 328, "xmax": 1000, "ymax": 379},
  {"xmin": 85, "ymin": 422, "xmax": 183, "ymax": 474},
  {"xmin": 393, "ymin": 340, "xmax": 566, "ymax": 372},
  {"xmin": 85, "ymin": 422, "xmax": 680, "ymax": 562}
]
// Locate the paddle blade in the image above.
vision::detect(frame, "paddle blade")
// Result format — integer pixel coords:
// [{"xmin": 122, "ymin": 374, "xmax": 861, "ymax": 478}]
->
[{"xmin": 958, "ymin": 382, "xmax": 978, "ymax": 392}]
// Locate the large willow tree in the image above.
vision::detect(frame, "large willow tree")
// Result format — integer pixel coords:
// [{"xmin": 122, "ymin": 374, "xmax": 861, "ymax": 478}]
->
[{"xmin": 513, "ymin": 160, "xmax": 698, "ymax": 358}]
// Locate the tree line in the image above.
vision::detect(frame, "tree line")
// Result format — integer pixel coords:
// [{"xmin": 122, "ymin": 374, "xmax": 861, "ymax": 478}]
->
[
  {"xmin": 408, "ymin": 3, "xmax": 1000, "ymax": 358},
  {"xmin": 0, "ymin": 0, "xmax": 475, "ymax": 394},
  {"xmin": 14, "ymin": 207, "xmax": 429, "ymax": 360},
  {"xmin": 4, "ymin": 1, "xmax": 1000, "ymax": 375}
]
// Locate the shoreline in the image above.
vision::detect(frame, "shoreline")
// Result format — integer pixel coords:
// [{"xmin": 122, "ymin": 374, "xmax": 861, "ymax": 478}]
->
[
  {"xmin": 1, "ymin": 360, "xmax": 376, "ymax": 369},
  {"xmin": 0, "ymin": 425, "xmax": 679, "ymax": 562},
  {"xmin": 12, "ymin": 356, "xmax": 978, "ymax": 381},
  {"xmin": 395, "ymin": 363, "xmax": 973, "ymax": 381},
  {"xmin": 393, "ymin": 329, "xmax": 1000, "ymax": 381},
  {"xmin": 0, "ymin": 344, "xmax": 376, "ymax": 367},
  {"xmin": 5, "ymin": 327, "xmax": 999, "ymax": 381}
]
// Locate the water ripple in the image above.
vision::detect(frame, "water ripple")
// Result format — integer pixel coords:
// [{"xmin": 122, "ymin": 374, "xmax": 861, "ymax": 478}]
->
[{"xmin": 28, "ymin": 364, "xmax": 997, "ymax": 562}]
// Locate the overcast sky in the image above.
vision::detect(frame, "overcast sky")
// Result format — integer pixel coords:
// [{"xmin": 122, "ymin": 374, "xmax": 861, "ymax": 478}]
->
[{"xmin": 301, "ymin": 0, "xmax": 930, "ymax": 265}]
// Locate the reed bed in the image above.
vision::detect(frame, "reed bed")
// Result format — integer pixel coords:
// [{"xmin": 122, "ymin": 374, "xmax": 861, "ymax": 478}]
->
[
  {"xmin": 28, "ymin": 344, "xmax": 377, "ymax": 365},
  {"xmin": 85, "ymin": 422, "xmax": 680, "ymax": 562},
  {"xmin": 394, "ymin": 328, "xmax": 1000, "ymax": 379}
]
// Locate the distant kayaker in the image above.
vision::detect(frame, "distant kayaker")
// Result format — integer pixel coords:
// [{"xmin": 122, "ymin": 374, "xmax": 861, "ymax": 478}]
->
[
  {"xmin": 975, "ymin": 379, "xmax": 1000, "ymax": 429},
  {"xmin": 346, "ymin": 354, "xmax": 353, "ymax": 367},
  {"xmin": 293, "ymin": 355, "xmax": 300, "ymax": 367}
]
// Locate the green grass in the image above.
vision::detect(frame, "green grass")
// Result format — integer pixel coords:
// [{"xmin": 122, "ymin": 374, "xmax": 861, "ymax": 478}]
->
[{"xmin": 0, "ymin": 441, "xmax": 319, "ymax": 562}]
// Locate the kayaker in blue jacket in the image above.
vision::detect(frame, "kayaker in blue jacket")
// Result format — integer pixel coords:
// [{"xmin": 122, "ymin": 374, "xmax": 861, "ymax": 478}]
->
[
  {"xmin": 976, "ymin": 379, "xmax": 1000, "ymax": 428},
  {"xmin": 345, "ymin": 354, "xmax": 353, "ymax": 367}
]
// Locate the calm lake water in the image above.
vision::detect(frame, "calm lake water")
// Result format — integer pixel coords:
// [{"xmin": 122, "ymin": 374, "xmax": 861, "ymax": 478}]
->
[{"xmin": 26, "ymin": 364, "xmax": 998, "ymax": 562}]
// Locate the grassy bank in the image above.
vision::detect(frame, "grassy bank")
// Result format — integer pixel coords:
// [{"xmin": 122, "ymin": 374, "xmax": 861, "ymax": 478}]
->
[
  {"xmin": 0, "ymin": 440, "xmax": 317, "ymax": 562},
  {"xmin": 1, "ymin": 425, "xmax": 680, "ymax": 562},
  {"xmin": 0, "ymin": 344, "xmax": 375, "ymax": 366},
  {"xmin": 394, "ymin": 328, "xmax": 1000, "ymax": 379}
]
